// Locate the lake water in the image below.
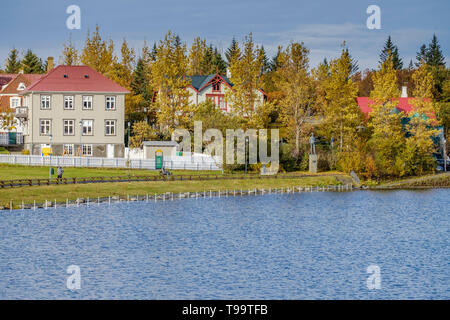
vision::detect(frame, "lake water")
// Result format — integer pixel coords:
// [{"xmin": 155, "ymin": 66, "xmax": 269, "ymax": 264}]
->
[{"xmin": 0, "ymin": 189, "xmax": 448, "ymax": 299}]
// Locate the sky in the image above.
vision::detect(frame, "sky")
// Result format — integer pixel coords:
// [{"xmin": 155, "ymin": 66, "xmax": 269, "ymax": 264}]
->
[{"xmin": 1, "ymin": 0, "xmax": 449, "ymax": 71}]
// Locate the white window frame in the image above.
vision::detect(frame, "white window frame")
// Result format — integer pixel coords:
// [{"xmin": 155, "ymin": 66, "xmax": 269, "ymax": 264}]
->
[
  {"xmin": 82, "ymin": 119, "xmax": 93, "ymax": 136},
  {"xmin": 63, "ymin": 144, "xmax": 74, "ymax": 156},
  {"xmin": 63, "ymin": 119, "xmax": 75, "ymax": 136},
  {"xmin": 10, "ymin": 97, "xmax": 20, "ymax": 108},
  {"xmin": 82, "ymin": 96, "xmax": 93, "ymax": 110},
  {"xmin": 105, "ymin": 96, "xmax": 116, "ymax": 110},
  {"xmin": 40, "ymin": 95, "xmax": 51, "ymax": 109},
  {"xmin": 17, "ymin": 83, "xmax": 26, "ymax": 91},
  {"xmin": 39, "ymin": 119, "xmax": 51, "ymax": 136},
  {"xmin": 64, "ymin": 96, "xmax": 74, "ymax": 110},
  {"xmin": 105, "ymin": 120, "xmax": 116, "ymax": 136},
  {"xmin": 82, "ymin": 144, "xmax": 93, "ymax": 157}
]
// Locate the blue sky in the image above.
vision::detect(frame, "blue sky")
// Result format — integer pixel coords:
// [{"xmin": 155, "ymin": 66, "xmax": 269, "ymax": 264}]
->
[{"xmin": 1, "ymin": 0, "xmax": 449, "ymax": 70}]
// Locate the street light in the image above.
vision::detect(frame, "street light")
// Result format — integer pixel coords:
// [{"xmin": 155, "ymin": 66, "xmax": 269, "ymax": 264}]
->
[
  {"xmin": 245, "ymin": 136, "xmax": 249, "ymax": 174},
  {"xmin": 79, "ymin": 120, "xmax": 83, "ymax": 156},
  {"xmin": 49, "ymin": 133, "xmax": 52, "ymax": 179}
]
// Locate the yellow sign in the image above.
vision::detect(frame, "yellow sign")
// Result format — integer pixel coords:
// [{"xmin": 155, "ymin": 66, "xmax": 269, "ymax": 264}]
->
[{"xmin": 41, "ymin": 147, "xmax": 53, "ymax": 156}]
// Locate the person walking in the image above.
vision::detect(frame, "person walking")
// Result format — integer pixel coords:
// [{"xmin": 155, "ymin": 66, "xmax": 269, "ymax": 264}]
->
[{"xmin": 57, "ymin": 166, "xmax": 64, "ymax": 182}]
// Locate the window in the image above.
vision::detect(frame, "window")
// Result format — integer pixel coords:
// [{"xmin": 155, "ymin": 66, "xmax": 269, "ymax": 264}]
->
[
  {"xmin": 64, "ymin": 96, "xmax": 74, "ymax": 109},
  {"xmin": 40, "ymin": 95, "xmax": 50, "ymax": 109},
  {"xmin": 39, "ymin": 119, "xmax": 51, "ymax": 135},
  {"xmin": 10, "ymin": 97, "xmax": 20, "ymax": 108},
  {"xmin": 63, "ymin": 144, "xmax": 74, "ymax": 156},
  {"xmin": 63, "ymin": 119, "xmax": 75, "ymax": 135},
  {"xmin": 105, "ymin": 120, "xmax": 116, "ymax": 136},
  {"xmin": 17, "ymin": 83, "xmax": 26, "ymax": 91},
  {"xmin": 82, "ymin": 144, "xmax": 93, "ymax": 156},
  {"xmin": 106, "ymin": 96, "xmax": 116, "ymax": 110},
  {"xmin": 82, "ymin": 120, "xmax": 93, "ymax": 136},
  {"xmin": 83, "ymin": 96, "xmax": 93, "ymax": 110},
  {"xmin": 218, "ymin": 96, "xmax": 226, "ymax": 110},
  {"xmin": 206, "ymin": 94, "xmax": 227, "ymax": 111},
  {"xmin": 212, "ymin": 81, "xmax": 220, "ymax": 92}
]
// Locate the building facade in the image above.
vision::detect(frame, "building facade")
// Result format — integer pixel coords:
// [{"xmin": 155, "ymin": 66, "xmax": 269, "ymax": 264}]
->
[
  {"xmin": 186, "ymin": 73, "xmax": 266, "ymax": 112},
  {"xmin": 19, "ymin": 65, "xmax": 129, "ymax": 157}
]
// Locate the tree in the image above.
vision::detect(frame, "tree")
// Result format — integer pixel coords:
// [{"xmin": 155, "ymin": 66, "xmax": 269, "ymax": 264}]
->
[
  {"xmin": 416, "ymin": 44, "xmax": 428, "ymax": 67},
  {"xmin": 401, "ymin": 65, "xmax": 439, "ymax": 175},
  {"xmin": 225, "ymin": 37, "xmax": 240, "ymax": 66},
  {"xmin": 319, "ymin": 47, "xmax": 363, "ymax": 153},
  {"xmin": 21, "ymin": 49, "xmax": 44, "ymax": 74},
  {"xmin": 188, "ymin": 37, "xmax": 207, "ymax": 75},
  {"xmin": 81, "ymin": 25, "xmax": 116, "ymax": 76},
  {"xmin": 227, "ymin": 33, "xmax": 262, "ymax": 119},
  {"xmin": 151, "ymin": 31, "xmax": 191, "ymax": 136},
  {"xmin": 200, "ymin": 45, "xmax": 215, "ymax": 74},
  {"xmin": 4, "ymin": 49, "xmax": 21, "ymax": 73},
  {"xmin": 61, "ymin": 36, "xmax": 79, "ymax": 65},
  {"xmin": 427, "ymin": 34, "xmax": 445, "ymax": 68},
  {"xmin": 212, "ymin": 48, "xmax": 227, "ymax": 75},
  {"xmin": 379, "ymin": 36, "xmax": 403, "ymax": 70},
  {"xmin": 130, "ymin": 56, "xmax": 155, "ymax": 123},
  {"xmin": 368, "ymin": 54, "xmax": 405, "ymax": 177},
  {"xmin": 276, "ymin": 42, "xmax": 316, "ymax": 158},
  {"xmin": 129, "ymin": 121, "xmax": 158, "ymax": 149},
  {"xmin": 257, "ymin": 46, "xmax": 270, "ymax": 76}
]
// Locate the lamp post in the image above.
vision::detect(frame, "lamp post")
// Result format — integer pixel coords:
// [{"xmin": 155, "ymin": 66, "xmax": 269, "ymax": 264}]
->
[
  {"xmin": 245, "ymin": 136, "xmax": 249, "ymax": 174},
  {"xmin": 127, "ymin": 121, "xmax": 131, "ymax": 148},
  {"xmin": 49, "ymin": 133, "xmax": 52, "ymax": 179},
  {"xmin": 79, "ymin": 120, "xmax": 83, "ymax": 156},
  {"xmin": 444, "ymin": 138, "xmax": 447, "ymax": 172}
]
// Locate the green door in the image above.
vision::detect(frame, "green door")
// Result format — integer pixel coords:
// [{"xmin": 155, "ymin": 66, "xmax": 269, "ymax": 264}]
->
[
  {"xmin": 155, "ymin": 150, "xmax": 163, "ymax": 169},
  {"xmin": 8, "ymin": 132, "xmax": 16, "ymax": 145}
]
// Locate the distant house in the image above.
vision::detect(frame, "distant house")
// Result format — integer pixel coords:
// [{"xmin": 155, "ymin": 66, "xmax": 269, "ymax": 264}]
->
[
  {"xmin": 0, "ymin": 73, "xmax": 44, "ymax": 134},
  {"xmin": 356, "ymin": 86, "xmax": 428, "ymax": 116},
  {"xmin": 19, "ymin": 65, "xmax": 129, "ymax": 157},
  {"xmin": 186, "ymin": 73, "xmax": 267, "ymax": 112}
]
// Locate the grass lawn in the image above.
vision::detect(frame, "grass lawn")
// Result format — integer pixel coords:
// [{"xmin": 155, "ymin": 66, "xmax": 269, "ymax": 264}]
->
[
  {"xmin": 0, "ymin": 175, "xmax": 343, "ymax": 208},
  {"xmin": 0, "ymin": 164, "xmax": 222, "ymax": 180}
]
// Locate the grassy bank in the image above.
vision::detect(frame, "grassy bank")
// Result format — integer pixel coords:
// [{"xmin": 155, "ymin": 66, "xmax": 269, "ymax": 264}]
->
[
  {"xmin": 373, "ymin": 172, "xmax": 450, "ymax": 189},
  {"xmin": 0, "ymin": 175, "xmax": 343, "ymax": 209}
]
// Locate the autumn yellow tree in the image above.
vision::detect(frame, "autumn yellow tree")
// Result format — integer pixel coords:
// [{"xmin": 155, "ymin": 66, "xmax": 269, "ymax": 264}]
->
[
  {"xmin": 188, "ymin": 37, "xmax": 207, "ymax": 75},
  {"xmin": 81, "ymin": 25, "xmax": 116, "ymax": 76},
  {"xmin": 401, "ymin": 65, "xmax": 439, "ymax": 175},
  {"xmin": 368, "ymin": 53, "xmax": 405, "ymax": 177},
  {"xmin": 276, "ymin": 42, "xmax": 316, "ymax": 158},
  {"xmin": 151, "ymin": 31, "xmax": 191, "ymax": 136},
  {"xmin": 60, "ymin": 36, "xmax": 79, "ymax": 65},
  {"xmin": 129, "ymin": 121, "xmax": 158, "ymax": 149},
  {"xmin": 319, "ymin": 48, "xmax": 363, "ymax": 152},
  {"xmin": 227, "ymin": 33, "xmax": 262, "ymax": 119}
]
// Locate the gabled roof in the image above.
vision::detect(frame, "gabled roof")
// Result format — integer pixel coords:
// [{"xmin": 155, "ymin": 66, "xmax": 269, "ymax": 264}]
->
[
  {"xmin": 0, "ymin": 74, "xmax": 16, "ymax": 87},
  {"xmin": 357, "ymin": 97, "xmax": 417, "ymax": 114},
  {"xmin": 188, "ymin": 73, "xmax": 233, "ymax": 92},
  {"xmin": 0, "ymin": 73, "xmax": 44, "ymax": 94},
  {"xmin": 23, "ymin": 65, "xmax": 129, "ymax": 94}
]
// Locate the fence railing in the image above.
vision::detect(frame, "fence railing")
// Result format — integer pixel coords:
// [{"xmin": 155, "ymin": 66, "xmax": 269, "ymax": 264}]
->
[
  {"xmin": 0, "ymin": 173, "xmax": 330, "ymax": 189},
  {"xmin": 0, "ymin": 154, "xmax": 221, "ymax": 170}
]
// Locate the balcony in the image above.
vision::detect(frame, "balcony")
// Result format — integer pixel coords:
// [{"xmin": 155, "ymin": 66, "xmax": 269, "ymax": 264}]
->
[{"xmin": 15, "ymin": 106, "xmax": 28, "ymax": 119}]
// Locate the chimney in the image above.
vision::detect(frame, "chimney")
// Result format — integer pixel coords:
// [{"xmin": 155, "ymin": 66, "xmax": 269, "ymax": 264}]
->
[
  {"xmin": 226, "ymin": 68, "xmax": 231, "ymax": 79},
  {"xmin": 47, "ymin": 57, "xmax": 54, "ymax": 73},
  {"xmin": 401, "ymin": 84, "xmax": 408, "ymax": 98}
]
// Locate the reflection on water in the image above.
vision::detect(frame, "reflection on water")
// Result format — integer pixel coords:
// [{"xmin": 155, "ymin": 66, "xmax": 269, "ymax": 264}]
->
[{"xmin": 0, "ymin": 189, "xmax": 448, "ymax": 299}]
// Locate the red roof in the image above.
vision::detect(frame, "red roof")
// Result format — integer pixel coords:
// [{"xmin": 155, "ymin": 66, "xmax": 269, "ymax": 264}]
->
[
  {"xmin": 357, "ymin": 97, "xmax": 417, "ymax": 114},
  {"xmin": 23, "ymin": 65, "xmax": 129, "ymax": 94}
]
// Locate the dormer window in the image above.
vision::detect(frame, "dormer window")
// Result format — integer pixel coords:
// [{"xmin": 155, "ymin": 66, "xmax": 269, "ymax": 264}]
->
[
  {"xmin": 64, "ymin": 74, "xmax": 68, "ymax": 78},
  {"xmin": 84, "ymin": 74, "xmax": 89, "ymax": 79},
  {"xmin": 17, "ymin": 83, "xmax": 26, "ymax": 91},
  {"xmin": 212, "ymin": 81, "xmax": 220, "ymax": 92}
]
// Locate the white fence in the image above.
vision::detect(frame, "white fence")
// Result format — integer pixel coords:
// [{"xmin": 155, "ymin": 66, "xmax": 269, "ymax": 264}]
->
[{"xmin": 0, "ymin": 154, "xmax": 221, "ymax": 170}]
